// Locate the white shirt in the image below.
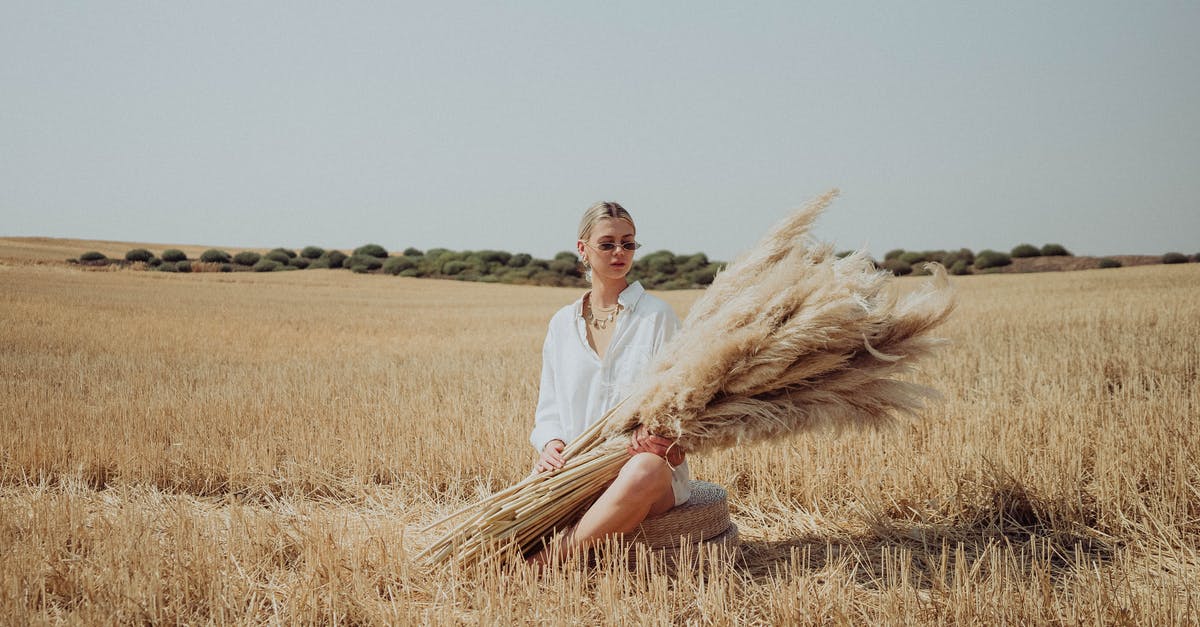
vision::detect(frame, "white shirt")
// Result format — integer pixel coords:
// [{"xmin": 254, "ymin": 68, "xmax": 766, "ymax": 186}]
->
[
  {"xmin": 530, "ymin": 281, "xmax": 692, "ymax": 505},
  {"xmin": 530, "ymin": 281, "xmax": 680, "ymax": 451}
]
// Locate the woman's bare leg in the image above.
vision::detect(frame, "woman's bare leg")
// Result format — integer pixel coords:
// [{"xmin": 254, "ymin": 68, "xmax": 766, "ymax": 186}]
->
[{"xmin": 528, "ymin": 452, "xmax": 675, "ymax": 564}]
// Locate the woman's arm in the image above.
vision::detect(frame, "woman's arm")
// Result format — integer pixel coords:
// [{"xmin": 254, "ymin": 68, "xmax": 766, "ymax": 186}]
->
[{"xmin": 530, "ymin": 328, "xmax": 567, "ymax": 457}]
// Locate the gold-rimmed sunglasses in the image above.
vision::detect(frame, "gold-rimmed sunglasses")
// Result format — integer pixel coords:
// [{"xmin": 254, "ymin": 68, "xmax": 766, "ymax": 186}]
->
[{"xmin": 583, "ymin": 241, "xmax": 642, "ymax": 253}]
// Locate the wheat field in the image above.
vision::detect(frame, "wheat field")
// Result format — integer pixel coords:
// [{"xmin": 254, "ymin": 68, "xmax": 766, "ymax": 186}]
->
[{"xmin": 1, "ymin": 255, "xmax": 1198, "ymax": 624}]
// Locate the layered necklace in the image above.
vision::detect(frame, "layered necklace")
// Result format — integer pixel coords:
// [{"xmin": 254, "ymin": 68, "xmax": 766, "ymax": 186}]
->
[{"xmin": 585, "ymin": 296, "xmax": 621, "ymax": 330}]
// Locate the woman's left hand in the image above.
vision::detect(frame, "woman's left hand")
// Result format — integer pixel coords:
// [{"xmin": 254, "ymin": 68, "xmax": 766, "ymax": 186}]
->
[{"xmin": 627, "ymin": 425, "xmax": 686, "ymax": 467}]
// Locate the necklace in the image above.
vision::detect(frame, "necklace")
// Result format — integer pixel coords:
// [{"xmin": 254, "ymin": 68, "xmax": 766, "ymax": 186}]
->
[{"xmin": 585, "ymin": 297, "xmax": 621, "ymax": 330}]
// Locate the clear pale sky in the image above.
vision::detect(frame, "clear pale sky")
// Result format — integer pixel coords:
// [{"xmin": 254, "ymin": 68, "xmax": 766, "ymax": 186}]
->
[{"xmin": 2, "ymin": 2, "xmax": 1197, "ymax": 261}]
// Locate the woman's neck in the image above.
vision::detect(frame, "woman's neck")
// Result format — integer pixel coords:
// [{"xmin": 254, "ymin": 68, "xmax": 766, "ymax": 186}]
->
[{"xmin": 589, "ymin": 276, "xmax": 628, "ymax": 310}]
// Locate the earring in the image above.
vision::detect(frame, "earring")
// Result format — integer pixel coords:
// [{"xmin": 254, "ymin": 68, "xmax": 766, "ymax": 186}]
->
[{"xmin": 581, "ymin": 256, "xmax": 590, "ymax": 270}]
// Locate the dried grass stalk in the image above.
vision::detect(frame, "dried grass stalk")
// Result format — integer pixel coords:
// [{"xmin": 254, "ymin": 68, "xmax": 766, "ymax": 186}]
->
[{"xmin": 420, "ymin": 190, "xmax": 955, "ymax": 566}]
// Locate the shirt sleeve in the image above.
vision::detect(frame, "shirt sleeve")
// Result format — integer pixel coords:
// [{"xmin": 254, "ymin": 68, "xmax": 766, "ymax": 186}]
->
[{"xmin": 530, "ymin": 326, "xmax": 566, "ymax": 452}]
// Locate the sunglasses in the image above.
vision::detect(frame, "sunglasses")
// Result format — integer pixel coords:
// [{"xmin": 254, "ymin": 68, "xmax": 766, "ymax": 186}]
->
[{"xmin": 584, "ymin": 241, "xmax": 642, "ymax": 253}]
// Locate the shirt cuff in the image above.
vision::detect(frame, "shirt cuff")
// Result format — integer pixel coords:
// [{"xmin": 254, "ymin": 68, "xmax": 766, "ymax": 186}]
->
[{"xmin": 530, "ymin": 430, "xmax": 566, "ymax": 453}]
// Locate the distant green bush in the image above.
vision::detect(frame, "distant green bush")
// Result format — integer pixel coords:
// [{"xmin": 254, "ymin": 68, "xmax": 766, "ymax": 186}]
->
[
  {"xmin": 1192, "ymin": 253, "xmax": 1200, "ymax": 262},
  {"xmin": 442, "ymin": 260, "xmax": 469, "ymax": 275},
  {"xmin": 1040, "ymin": 243, "xmax": 1071, "ymax": 256},
  {"xmin": 382, "ymin": 256, "xmax": 417, "ymax": 275},
  {"xmin": 881, "ymin": 259, "xmax": 912, "ymax": 276},
  {"xmin": 253, "ymin": 259, "xmax": 281, "ymax": 272},
  {"xmin": 462, "ymin": 254, "xmax": 492, "ymax": 273},
  {"xmin": 233, "ymin": 251, "xmax": 261, "ymax": 266},
  {"xmin": 162, "ymin": 249, "xmax": 187, "ymax": 262},
  {"xmin": 288, "ymin": 257, "xmax": 310, "ymax": 269},
  {"xmin": 476, "ymin": 250, "xmax": 511, "ymax": 265},
  {"xmin": 922, "ymin": 250, "xmax": 948, "ymax": 265},
  {"xmin": 403, "ymin": 247, "xmax": 424, "ymax": 257},
  {"xmin": 659, "ymin": 278, "xmax": 693, "ymax": 290},
  {"xmin": 220, "ymin": 263, "xmax": 233, "ymax": 273},
  {"xmin": 322, "ymin": 250, "xmax": 348, "ymax": 268},
  {"xmin": 399, "ymin": 268, "xmax": 423, "ymax": 278},
  {"xmin": 884, "ymin": 249, "xmax": 905, "ymax": 261},
  {"xmin": 498, "ymin": 268, "xmax": 539, "ymax": 283},
  {"xmin": 348, "ymin": 254, "xmax": 382, "ymax": 271},
  {"xmin": 157, "ymin": 261, "xmax": 177, "ymax": 272},
  {"xmin": 80, "ymin": 251, "xmax": 107, "ymax": 262},
  {"xmin": 200, "ymin": 249, "xmax": 231, "ymax": 263},
  {"xmin": 300, "ymin": 246, "xmax": 325, "ymax": 259},
  {"xmin": 264, "ymin": 250, "xmax": 290, "ymax": 263},
  {"xmin": 898, "ymin": 251, "xmax": 926, "ymax": 265},
  {"xmin": 507, "ymin": 253, "xmax": 532, "ymax": 268},
  {"xmin": 269, "ymin": 247, "xmax": 296, "ymax": 259},
  {"xmin": 524, "ymin": 270, "xmax": 563, "ymax": 286},
  {"xmin": 678, "ymin": 253, "xmax": 709, "ymax": 272},
  {"xmin": 941, "ymin": 248, "xmax": 974, "ymax": 268},
  {"xmin": 1011, "ymin": 244, "xmax": 1040, "ymax": 258},
  {"xmin": 548, "ymin": 258, "xmax": 581, "ymax": 277},
  {"xmin": 147, "ymin": 257, "xmax": 163, "ymax": 268},
  {"xmin": 454, "ymin": 270, "xmax": 484, "ymax": 282},
  {"xmin": 1162, "ymin": 252, "xmax": 1188, "ymax": 264},
  {"xmin": 686, "ymin": 264, "xmax": 720, "ymax": 286},
  {"xmin": 307, "ymin": 257, "xmax": 331, "ymax": 269},
  {"xmin": 125, "ymin": 249, "xmax": 153, "ymax": 262},
  {"xmin": 176, "ymin": 261, "xmax": 192, "ymax": 273},
  {"xmin": 354, "ymin": 244, "xmax": 388, "ymax": 258},
  {"xmin": 1098, "ymin": 258, "xmax": 1122, "ymax": 269},
  {"xmin": 975, "ymin": 250, "xmax": 1012, "ymax": 269},
  {"xmin": 949, "ymin": 260, "xmax": 971, "ymax": 275},
  {"xmin": 642, "ymin": 251, "xmax": 676, "ymax": 275}
]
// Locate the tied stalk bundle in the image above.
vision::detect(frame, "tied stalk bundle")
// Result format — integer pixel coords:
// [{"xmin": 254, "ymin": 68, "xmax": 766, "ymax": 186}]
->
[{"xmin": 420, "ymin": 190, "xmax": 955, "ymax": 567}]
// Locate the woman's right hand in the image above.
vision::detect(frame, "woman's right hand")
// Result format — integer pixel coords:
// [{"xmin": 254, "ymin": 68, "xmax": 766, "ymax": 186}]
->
[{"xmin": 534, "ymin": 439, "xmax": 567, "ymax": 473}]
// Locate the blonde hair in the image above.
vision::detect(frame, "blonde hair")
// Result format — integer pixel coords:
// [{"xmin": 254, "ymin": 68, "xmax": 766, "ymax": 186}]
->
[{"xmin": 578, "ymin": 202, "xmax": 636, "ymax": 241}]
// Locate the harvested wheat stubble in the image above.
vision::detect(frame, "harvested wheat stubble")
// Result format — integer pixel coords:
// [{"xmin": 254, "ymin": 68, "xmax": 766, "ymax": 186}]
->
[{"xmin": 421, "ymin": 190, "xmax": 956, "ymax": 567}]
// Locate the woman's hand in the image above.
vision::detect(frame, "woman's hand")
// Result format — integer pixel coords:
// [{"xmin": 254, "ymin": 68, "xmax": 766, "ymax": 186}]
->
[
  {"xmin": 627, "ymin": 426, "xmax": 686, "ymax": 467},
  {"xmin": 534, "ymin": 439, "xmax": 567, "ymax": 473}
]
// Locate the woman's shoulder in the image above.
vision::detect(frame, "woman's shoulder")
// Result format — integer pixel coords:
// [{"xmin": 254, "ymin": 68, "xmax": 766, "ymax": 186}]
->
[
  {"xmin": 629, "ymin": 285, "xmax": 679, "ymax": 321},
  {"xmin": 547, "ymin": 298, "xmax": 581, "ymax": 330}
]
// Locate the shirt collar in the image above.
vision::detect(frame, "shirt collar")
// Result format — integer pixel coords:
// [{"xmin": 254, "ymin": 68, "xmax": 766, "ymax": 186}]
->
[
  {"xmin": 618, "ymin": 280, "xmax": 646, "ymax": 311},
  {"xmin": 573, "ymin": 281, "xmax": 646, "ymax": 318}
]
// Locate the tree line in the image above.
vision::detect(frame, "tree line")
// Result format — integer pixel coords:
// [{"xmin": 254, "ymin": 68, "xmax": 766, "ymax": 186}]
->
[{"xmin": 69, "ymin": 242, "xmax": 1200, "ymax": 288}]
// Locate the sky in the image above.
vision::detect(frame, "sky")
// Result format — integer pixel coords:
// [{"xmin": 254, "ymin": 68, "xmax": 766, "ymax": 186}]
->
[{"xmin": 2, "ymin": 1, "xmax": 1198, "ymax": 261}]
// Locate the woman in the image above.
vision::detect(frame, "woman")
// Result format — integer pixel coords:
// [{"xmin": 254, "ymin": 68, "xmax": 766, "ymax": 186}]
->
[{"xmin": 527, "ymin": 201, "xmax": 691, "ymax": 564}]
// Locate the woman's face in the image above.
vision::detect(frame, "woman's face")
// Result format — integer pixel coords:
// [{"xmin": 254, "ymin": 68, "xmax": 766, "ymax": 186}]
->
[{"xmin": 577, "ymin": 218, "xmax": 637, "ymax": 282}]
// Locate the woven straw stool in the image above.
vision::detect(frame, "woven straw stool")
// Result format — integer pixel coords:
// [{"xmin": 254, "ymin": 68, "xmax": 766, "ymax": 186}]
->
[{"xmin": 628, "ymin": 480, "xmax": 739, "ymax": 565}]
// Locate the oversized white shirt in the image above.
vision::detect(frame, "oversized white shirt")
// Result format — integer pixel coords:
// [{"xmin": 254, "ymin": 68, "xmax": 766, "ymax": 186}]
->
[{"xmin": 530, "ymin": 281, "xmax": 681, "ymax": 453}]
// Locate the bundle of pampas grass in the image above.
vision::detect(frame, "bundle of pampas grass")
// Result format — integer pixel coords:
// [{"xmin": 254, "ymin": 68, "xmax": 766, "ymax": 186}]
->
[{"xmin": 420, "ymin": 190, "xmax": 955, "ymax": 567}]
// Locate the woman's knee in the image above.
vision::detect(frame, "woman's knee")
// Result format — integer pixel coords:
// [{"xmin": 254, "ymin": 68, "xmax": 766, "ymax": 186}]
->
[{"xmin": 617, "ymin": 453, "xmax": 672, "ymax": 490}]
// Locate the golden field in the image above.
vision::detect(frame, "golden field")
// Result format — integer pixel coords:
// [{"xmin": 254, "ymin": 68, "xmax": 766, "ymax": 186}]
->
[{"xmin": 1, "ymin": 246, "xmax": 1198, "ymax": 624}]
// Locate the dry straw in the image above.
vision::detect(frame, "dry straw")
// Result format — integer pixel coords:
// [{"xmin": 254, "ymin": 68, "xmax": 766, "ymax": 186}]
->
[{"xmin": 420, "ymin": 190, "xmax": 956, "ymax": 567}]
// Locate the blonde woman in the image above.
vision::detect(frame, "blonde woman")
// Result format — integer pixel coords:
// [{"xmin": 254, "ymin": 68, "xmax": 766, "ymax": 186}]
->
[{"xmin": 527, "ymin": 201, "xmax": 691, "ymax": 564}]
